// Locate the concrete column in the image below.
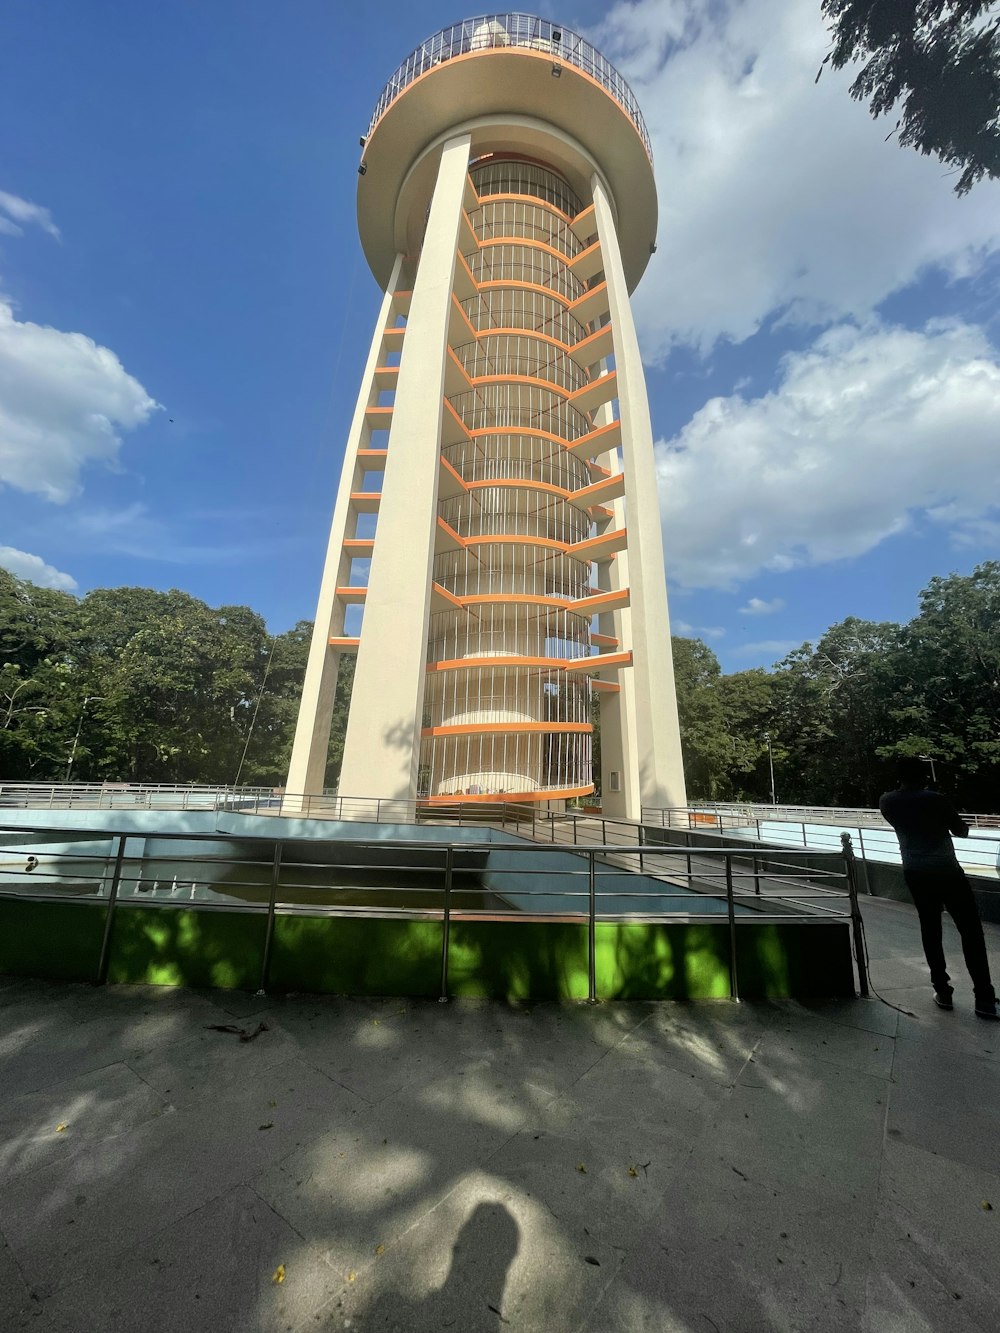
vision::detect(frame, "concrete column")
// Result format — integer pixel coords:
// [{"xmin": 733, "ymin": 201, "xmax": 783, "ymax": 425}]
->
[
  {"xmin": 338, "ymin": 134, "xmax": 472, "ymax": 802},
  {"xmin": 595, "ymin": 433, "xmax": 642, "ymax": 819},
  {"xmin": 592, "ymin": 173, "xmax": 687, "ymax": 810},
  {"xmin": 286, "ymin": 255, "xmax": 404, "ymax": 796}
]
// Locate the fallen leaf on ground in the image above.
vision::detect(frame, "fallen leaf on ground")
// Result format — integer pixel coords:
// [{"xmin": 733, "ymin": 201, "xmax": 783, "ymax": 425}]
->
[
  {"xmin": 584, "ymin": 1256, "xmax": 600, "ymax": 1266},
  {"xmin": 55, "ymin": 1124, "xmax": 67, "ymax": 1133},
  {"xmin": 347, "ymin": 1272, "xmax": 357, "ymax": 1283},
  {"xmin": 375, "ymin": 1244, "xmax": 385, "ymax": 1256},
  {"xmin": 272, "ymin": 1265, "xmax": 285, "ymax": 1284},
  {"xmin": 628, "ymin": 1165, "xmax": 638, "ymax": 1178},
  {"xmin": 576, "ymin": 1163, "xmax": 587, "ymax": 1174},
  {"xmin": 982, "ymin": 1201, "xmax": 993, "ymax": 1211},
  {"xmin": 258, "ymin": 1123, "xmax": 274, "ymax": 1131}
]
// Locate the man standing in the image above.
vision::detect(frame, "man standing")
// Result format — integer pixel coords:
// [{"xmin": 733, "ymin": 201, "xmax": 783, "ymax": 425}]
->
[{"xmin": 880, "ymin": 757, "xmax": 998, "ymax": 1020}]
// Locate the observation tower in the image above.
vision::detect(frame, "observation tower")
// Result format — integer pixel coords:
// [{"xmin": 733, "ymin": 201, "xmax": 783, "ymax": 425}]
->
[{"xmin": 287, "ymin": 13, "xmax": 686, "ymax": 817}]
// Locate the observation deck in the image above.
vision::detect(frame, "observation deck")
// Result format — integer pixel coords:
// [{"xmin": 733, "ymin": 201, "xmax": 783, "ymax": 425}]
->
[{"xmin": 357, "ymin": 13, "xmax": 657, "ymax": 292}]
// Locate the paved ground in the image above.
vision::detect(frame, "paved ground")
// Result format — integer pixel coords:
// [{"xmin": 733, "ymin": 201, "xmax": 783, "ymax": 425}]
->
[{"xmin": 1, "ymin": 896, "xmax": 999, "ymax": 1333}]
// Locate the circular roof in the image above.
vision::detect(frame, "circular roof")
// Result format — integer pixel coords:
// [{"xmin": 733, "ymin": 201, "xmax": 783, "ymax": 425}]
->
[{"xmin": 357, "ymin": 16, "xmax": 657, "ymax": 292}]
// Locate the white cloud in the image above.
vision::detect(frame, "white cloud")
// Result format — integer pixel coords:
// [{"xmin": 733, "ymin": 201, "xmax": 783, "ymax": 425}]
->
[
  {"xmin": 732, "ymin": 639, "xmax": 800, "ymax": 660},
  {"xmin": 658, "ymin": 318, "xmax": 1000, "ymax": 588},
  {"xmin": 671, "ymin": 617, "xmax": 724, "ymax": 639},
  {"xmin": 739, "ymin": 597, "xmax": 785, "ymax": 615},
  {"xmin": 0, "ymin": 545, "xmax": 77, "ymax": 591},
  {"xmin": 0, "ymin": 301, "xmax": 158, "ymax": 502},
  {"xmin": 594, "ymin": 0, "xmax": 1000, "ymax": 357},
  {"xmin": 0, "ymin": 190, "xmax": 60, "ymax": 240}
]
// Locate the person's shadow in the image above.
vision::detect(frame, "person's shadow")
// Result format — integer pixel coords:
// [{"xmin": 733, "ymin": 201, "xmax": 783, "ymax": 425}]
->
[{"xmin": 358, "ymin": 1202, "xmax": 520, "ymax": 1331}]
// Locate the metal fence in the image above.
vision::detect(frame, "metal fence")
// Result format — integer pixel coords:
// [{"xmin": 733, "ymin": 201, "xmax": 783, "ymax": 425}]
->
[
  {"xmin": 0, "ymin": 823, "xmax": 867, "ymax": 1002},
  {"xmin": 642, "ymin": 801, "xmax": 1000, "ymax": 831},
  {"xmin": 366, "ymin": 14, "xmax": 653, "ymax": 162}
]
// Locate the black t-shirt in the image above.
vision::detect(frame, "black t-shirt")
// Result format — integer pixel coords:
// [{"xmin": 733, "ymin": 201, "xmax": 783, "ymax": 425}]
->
[{"xmin": 879, "ymin": 787, "xmax": 969, "ymax": 870}]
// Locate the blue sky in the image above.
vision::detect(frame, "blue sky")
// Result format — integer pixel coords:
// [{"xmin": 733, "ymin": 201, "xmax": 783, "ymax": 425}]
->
[{"xmin": 1, "ymin": 0, "xmax": 998, "ymax": 671}]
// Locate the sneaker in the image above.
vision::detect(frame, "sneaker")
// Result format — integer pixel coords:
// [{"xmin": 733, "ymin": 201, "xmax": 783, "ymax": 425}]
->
[
  {"xmin": 933, "ymin": 991, "xmax": 954, "ymax": 1010},
  {"xmin": 974, "ymin": 1004, "xmax": 1000, "ymax": 1021}
]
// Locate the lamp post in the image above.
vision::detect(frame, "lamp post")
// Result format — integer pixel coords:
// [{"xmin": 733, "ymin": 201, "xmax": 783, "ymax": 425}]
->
[
  {"xmin": 65, "ymin": 695, "xmax": 102, "ymax": 782},
  {"xmin": 764, "ymin": 733, "xmax": 777, "ymax": 805}
]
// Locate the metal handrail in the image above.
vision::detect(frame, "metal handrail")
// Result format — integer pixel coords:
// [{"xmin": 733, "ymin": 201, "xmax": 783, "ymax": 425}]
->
[
  {"xmin": 0, "ymin": 820, "xmax": 867, "ymax": 1001},
  {"xmin": 366, "ymin": 13, "xmax": 653, "ymax": 163},
  {"xmin": 641, "ymin": 801, "xmax": 1000, "ymax": 830}
]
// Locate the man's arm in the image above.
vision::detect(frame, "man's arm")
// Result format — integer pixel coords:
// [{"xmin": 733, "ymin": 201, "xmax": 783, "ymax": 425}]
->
[{"xmin": 938, "ymin": 795, "xmax": 969, "ymax": 839}]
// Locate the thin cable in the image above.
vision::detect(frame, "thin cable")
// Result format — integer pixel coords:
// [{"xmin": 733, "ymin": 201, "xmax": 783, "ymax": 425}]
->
[{"xmin": 234, "ymin": 640, "xmax": 276, "ymax": 788}]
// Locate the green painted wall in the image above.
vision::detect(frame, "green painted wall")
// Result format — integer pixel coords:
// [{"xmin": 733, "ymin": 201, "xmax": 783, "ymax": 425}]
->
[
  {"xmin": 268, "ymin": 915, "xmax": 442, "ymax": 996},
  {"xmin": 106, "ymin": 904, "xmax": 267, "ymax": 990},
  {"xmin": 0, "ymin": 899, "xmax": 856, "ymax": 1000},
  {"xmin": 0, "ymin": 898, "xmax": 105, "ymax": 981}
]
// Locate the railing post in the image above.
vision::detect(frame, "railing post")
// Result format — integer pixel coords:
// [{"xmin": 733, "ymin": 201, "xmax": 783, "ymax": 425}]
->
[
  {"xmin": 572, "ymin": 817, "xmax": 578, "ymax": 846},
  {"xmin": 96, "ymin": 835, "xmax": 128, "ymax": 985},
  {"xmin": 752, "ymin": 852, "xmax": 761, "ymax": 896},
  {"xmin": 439, "ymin": 845, "xmax": 454, "ymax": 1003},
  {"xmin": 685, "ymin": 828, "xmax": 692, "ymax": 882},
  {"xmin": 257, "ymin": 842, "xmax": 283, "ymax": 995},
  {"xmin": 587, "ymin": 848, "xmax": 597, "ymax": 1003},
  {"xmin": 638, "ymin": 822, "xmax": 645, "ymax": 872},
  {"xmin": 725, "ymin": 854, "xmax": 740, "ymax": 1001},
  {"xmin": 840, "ymin": 833, "xmax": 870, "ymax": 998},
  {"xmin": 376, "ymin": 798, "xmax": 382, "ymax": 824}
]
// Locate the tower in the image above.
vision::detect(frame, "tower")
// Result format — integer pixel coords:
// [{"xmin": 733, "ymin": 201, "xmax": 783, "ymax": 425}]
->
[{"xmin": 287, "ymin": 14, "xmax": 687, "ymax": 818}]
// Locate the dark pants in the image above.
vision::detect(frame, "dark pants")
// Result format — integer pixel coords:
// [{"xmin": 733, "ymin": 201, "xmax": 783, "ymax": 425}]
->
[{"xmin": 904, "ymin": 866, "xmax": 996, "ymax": 1006}]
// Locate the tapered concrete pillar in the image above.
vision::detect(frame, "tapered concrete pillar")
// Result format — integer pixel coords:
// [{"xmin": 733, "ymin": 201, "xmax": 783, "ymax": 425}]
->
[
  {"xmin": 337, "ymin": 135, "xmax": 471, "ymax": 801},
  {"xmin": 286, "ymin": 259, "xmax": 404, "ymax": 797},
  {"xmin": 592, "ymin": 175, "xmax": 687, "ymax": 810}
]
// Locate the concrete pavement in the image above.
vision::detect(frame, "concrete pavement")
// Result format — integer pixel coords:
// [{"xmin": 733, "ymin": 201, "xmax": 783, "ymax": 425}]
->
[{"xmin": 1, "ymin": 894, "xmax": 998, "ymax": 1332}]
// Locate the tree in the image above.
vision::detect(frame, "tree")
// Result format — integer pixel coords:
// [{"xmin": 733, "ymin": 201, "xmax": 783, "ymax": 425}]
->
[
  {"xmin": 881, "ymin": 561, "xmax": 1000, "ymax": 807},
  {"xmin": 0, "ymin": 569, "xmax": 83, "ymax": 779},
  {"xmin": 671, "ymin": 637, "xmax": 731, "ymax": 799},
  {"xmin": 71, "ymin": 587, "xmax": 272, "ymax": 783},
  {"xmin": 820, "ymin": 1, "xmax": 1000, "ymax": 194},
  {"xmin": 771, "ymin": 618, "xmax": 905, "ymax": 805}
]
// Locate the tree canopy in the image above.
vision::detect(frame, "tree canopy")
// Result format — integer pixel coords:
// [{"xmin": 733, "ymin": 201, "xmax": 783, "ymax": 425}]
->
[
  {"xmin": 820, "ymin": 0, "xmax": 1000, "ymax": 194},
  {"xmin": 1, "ymin": 560, "xmax": 997, "ymax": 811}
]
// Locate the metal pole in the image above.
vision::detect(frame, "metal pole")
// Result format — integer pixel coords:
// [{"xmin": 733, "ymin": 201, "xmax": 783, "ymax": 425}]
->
[
  {"xmin": 638, "ymin": 823, "xmax": 645, "ymax": 872},
  {"xmin": 96, "ymin": 834, "xmax": 128, "ymax": 985},
  {"xmin": 752, "ymin": 852, "xmax": 761, "ymax": 896},
  {"xmin": 439, "ymin": 845, "xmax": 454, "ymax": 1002},
  {"xmin": 587, "ymin": 849, "xmax": 597, "ymax": 1003},
  {"xmin": 725, "ymin": 854, "xmax": 739, "ymax": 1000},
  {"xmin": 257, "ymin": 842, "xmax": 283, "ymax": 994},
  {"xmin": 685, "ymin": 829, "xmax": 692, "ymax": 881},
  {"xmin": 573, "ymin": 815, "xmax": 578, "ymax": 846},
  {"xmin": 840, "ymin": 833, "xmax": 870, "ymax": 998}
]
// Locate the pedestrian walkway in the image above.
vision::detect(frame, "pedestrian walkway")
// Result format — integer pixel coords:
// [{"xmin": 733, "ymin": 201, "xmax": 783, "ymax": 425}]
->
[{"xmin": 1, "ymin": 895, "xmax": 997, "ymax": 1332}]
